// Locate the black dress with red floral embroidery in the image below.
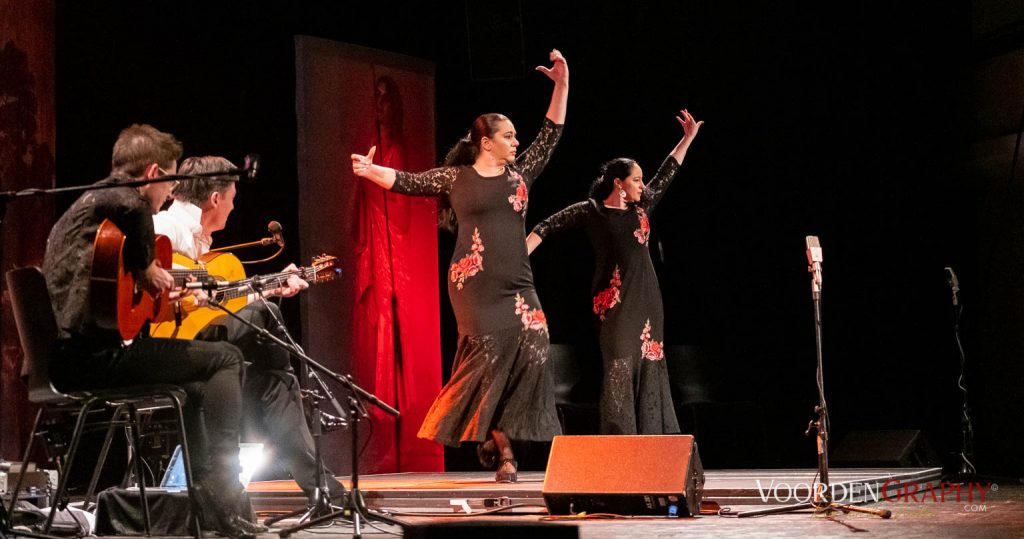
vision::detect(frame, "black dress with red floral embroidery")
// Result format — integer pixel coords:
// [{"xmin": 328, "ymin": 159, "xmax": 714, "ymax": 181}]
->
[
  {"xmin": 532, "ymin": 155, "xmax": 682, "ymax": 435},
  {"xmin": 391, "ymin": 118, "xmax": 563, "ymax": 447}
]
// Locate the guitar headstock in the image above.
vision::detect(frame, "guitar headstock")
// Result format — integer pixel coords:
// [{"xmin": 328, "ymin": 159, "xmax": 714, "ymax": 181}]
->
[{"xmin": 306, "ymin": 254, "xmax": 341, "ymax": 284}]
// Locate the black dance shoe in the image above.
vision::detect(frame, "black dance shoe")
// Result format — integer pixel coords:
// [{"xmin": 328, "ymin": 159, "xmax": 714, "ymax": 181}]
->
[{"xmin": 495, "ymin": 458, "xmax": 518, "ymax": 483}]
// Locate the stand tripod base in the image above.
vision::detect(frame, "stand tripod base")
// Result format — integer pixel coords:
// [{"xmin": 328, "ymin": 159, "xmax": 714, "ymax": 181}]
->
[
  {"xmin": 730, "ymin": 500, "xmax": 892, "ymax": 519},
  {"xmin": 273, "ymin": 489, "xmax": 406, "ymax": 539},
  {"xmin": 263, "ymin": 502, "xmax": 348, "ymax": 528}
]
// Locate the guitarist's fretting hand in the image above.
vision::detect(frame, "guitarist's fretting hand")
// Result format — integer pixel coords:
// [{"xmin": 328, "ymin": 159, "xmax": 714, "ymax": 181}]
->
[
  {"xmin": 140, "ymin": 261, "xmax": 174, "ymax": 296},
  {"xmin": 269, "ymin": 263, "xmax": 309, "ymax": 298}
]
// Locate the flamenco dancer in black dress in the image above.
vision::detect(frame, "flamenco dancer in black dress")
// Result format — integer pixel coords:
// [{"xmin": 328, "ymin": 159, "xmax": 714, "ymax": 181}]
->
[
  {"xmin": 527, "ymin": 109, "xmax": 702, "ymax": 435},
  {"xmin": 351, "ymin": 50, "xmax": 569, "ymax": 482}
]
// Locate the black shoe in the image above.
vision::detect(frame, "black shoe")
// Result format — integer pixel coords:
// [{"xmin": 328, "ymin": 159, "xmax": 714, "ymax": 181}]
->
[
  {"xmin": 193, "ymin": 482, "xmax": 259, "ymax": 539},
  {"xmin": 236, "ymin": 491, "xmax": 268, "ymax": 533},
  {"xmin": 226, "ymin": 513, "xmax": 268, "ymax": 535},
  {"xmin": 495, "ymin": 458, "xmax": 518, "ymax": 483}
]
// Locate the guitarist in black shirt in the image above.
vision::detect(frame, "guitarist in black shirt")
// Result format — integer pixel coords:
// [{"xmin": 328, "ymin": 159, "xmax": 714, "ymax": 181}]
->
[{"xmin": 43, "ymin": 124, "xmax": 263, "ymax": 539}]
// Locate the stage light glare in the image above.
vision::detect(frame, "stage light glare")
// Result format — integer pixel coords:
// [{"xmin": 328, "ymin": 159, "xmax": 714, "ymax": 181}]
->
[{"xmin": 238, "ymin": 443, "xmax": 265, "ymax": 487}]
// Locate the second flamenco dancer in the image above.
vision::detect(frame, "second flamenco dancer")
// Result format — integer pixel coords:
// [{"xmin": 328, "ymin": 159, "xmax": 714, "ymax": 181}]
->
[{"xmin": 528, "ymin": 109, "xmax": 703, "ymax": 435}]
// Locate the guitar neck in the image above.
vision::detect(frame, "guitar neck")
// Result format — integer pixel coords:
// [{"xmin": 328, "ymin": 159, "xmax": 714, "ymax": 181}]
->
[
  {"xmin": 218, "ymin": 267, "xmax": 320, "ymax": 300},
  {"xmin": 167, "ymin": 268, "xmax": 210, "ymax": 283}
]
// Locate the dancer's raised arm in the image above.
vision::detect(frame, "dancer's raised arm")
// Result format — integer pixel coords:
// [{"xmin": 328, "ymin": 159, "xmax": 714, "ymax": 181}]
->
[
  {"xmin": 352, "ymin": 145, "xmax": 458, "ymax": 196},
  {"xmin": 642, "ymin": 109, "xmax": 703, "ymax": 211},
  {"xmin": 668, "ymin": 109, "xmax": 702, "ymax": 165},
  {"xmin": 351, "ymin": 146, "xmax": 395, "ymax": 189},
  {"xmin": 536, "ymin": 49, "xmax": 569, "ymax": 125}
]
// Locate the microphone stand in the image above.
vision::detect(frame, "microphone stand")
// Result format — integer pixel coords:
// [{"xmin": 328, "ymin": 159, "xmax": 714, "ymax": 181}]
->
[
  {"xmin": 1, "ymin": 153, "xmax": 259, "ymax": 207},
  {"xmin": 946, "ymin": 270, "xmax": 977, "ymax": 480},
  {"xmin": 210, "ymin": 238, "xmax": 279, "ymax": 252},
  {"xmin": 211, "ymin": 242, "xmax": 284, "ymax": 265},
  {"xmin": 731, "ymin": 237, "xmax": 891, "ymax": 519},
  {"xmin": 1, "ymin": 152, "xmax": 259, "ymax": 241},
  {"xmin": 250, "ymin": 292, "xmax": 349, "ymax": 528},
  {"xmin": 214, "ymin": 220, "xmax": 285, "ymax": 264},
  {"xmin": 196, "ymin": 281, "xmax": 404, "ymax": 537}
]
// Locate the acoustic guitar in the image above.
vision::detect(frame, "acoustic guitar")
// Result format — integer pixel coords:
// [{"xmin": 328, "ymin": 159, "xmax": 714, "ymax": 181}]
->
[
  {"xmin": 150, "ymin": 252, "xmax": 340, "ymax": 339},
  {"xmin": 90, "ymin": 219, "xmax": 174, "ymax": 340}
]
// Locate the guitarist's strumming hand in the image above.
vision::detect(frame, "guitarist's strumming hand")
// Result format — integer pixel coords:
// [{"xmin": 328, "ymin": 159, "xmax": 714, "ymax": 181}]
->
[
  {"xmin": 163, "ymin": 274, "xmax": 209, "ymax": 309},
  {"xmin": 140, "ymin": 261, "xmax": 174, "ymax": 296},
  {"xmin": 170, "ymin": 274, "xmax": 211, "ymax": 307},
  {"xmin": 270, "ymin": 263, "xmax": 309, "ymax": 298}
]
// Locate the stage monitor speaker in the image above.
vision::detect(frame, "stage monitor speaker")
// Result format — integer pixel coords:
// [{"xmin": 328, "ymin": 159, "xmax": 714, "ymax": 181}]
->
[
  {"xmin": 831, "ymin": 429, "xmax": 941, "ymax": 468},
  {"xmin": 542, "ymin": 435, "xmax": 704, "ymax": 517}
]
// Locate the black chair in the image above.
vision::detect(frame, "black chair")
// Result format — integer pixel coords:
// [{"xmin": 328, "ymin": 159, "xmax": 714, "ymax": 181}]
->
[{"xmin": 5, "ymin": 267, "xmax": 201, "ymax": 538}]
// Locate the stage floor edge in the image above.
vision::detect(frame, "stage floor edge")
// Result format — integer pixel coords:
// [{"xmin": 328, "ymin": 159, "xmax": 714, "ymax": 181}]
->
[{"xmin": 247, "ymin": 467, "xmax": 942, "ymax": 514}]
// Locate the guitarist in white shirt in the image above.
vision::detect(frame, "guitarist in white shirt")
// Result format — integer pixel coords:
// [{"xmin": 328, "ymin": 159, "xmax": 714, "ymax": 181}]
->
[{"xmin": 153, "ymin": 156, "xmax": 345, "ymax": 503}]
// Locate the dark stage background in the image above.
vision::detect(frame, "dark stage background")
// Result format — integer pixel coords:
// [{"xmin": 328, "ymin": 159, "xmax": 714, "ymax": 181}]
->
[{"xmin": 10, "ymin": 0, "xmax": 1014, "ymax": 479}]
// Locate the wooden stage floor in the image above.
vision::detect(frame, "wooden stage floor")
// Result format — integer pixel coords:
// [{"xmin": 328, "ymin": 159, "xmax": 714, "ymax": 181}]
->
[
  {"xmin": 214, "ymin": 467, "xmax": 1024, "ymax": 538},
  {"xmin": 247, "ymin": 467, "xmax": 944, "ymax": 513}
]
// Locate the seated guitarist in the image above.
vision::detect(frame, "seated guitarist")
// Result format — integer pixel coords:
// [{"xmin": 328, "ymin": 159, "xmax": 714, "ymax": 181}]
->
[
  {"xmin": 153, "ymin": 155, "xmax": 345, "ymax": 503},
  {"xmin": 42, "ymin": 125, "xmax": 262, "ymax": 539}
]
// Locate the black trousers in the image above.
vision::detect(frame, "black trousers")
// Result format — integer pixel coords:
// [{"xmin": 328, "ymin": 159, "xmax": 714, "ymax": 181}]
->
[
  {"xmin": 52, "ymin": 335, "xmax": 245, "ymax": 492},
  {"xmin": 197, "ymin": 300, "xmax": 344, "ymax": 498}
]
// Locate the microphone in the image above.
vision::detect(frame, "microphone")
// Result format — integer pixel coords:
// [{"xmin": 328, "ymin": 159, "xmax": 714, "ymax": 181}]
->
[
  {"xmin": 268, "ymin": 221, "xmax": 285, "ymax": 247},
  {"xmin": 183, "ymin": 279, "xmax": 225, "ymax": 291},
  {"xmin": 805, "ymin": 235, "xmax": 823, "ymax": 264},
  {"xmin": 806, "ymin": 236, "xmax": 823, "ymax": 298},
  {"xmin": 945, "ymin": 267, "xmax": 960, "ymax": 306},
  {"xmin": 321, "ymin": 412, "xmax": 348, "ymax": 432}
]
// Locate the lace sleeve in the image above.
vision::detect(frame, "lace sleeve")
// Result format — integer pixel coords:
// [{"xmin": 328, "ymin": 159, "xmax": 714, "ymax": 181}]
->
[
  {"xmin": 639, "ymin": 156, "xmax": 681, "ymax": 213},
  {"xmin": 513, "ymin": 118, "xmax": 564, "ymax": 187},
  {"xmin": 532, "ymin": 201, "xmax": 592, "ymax": 239},
  {"xmin": 392, "ymin": 166, "xmax": 459, "ymax": 197}
]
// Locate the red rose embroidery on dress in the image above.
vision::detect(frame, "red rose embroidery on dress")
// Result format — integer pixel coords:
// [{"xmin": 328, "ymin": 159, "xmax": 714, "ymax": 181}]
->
[
  {"xmin": 449, "ymin": 227, "xmax": 484, "ymax": 290},
  {"xmin": 507, "ymin": 170, "xmax": 528, "ymax": 214},
  {"xmin": 633, "ymin": 206, "xmax": 651, "ymax": 245},
  {"xmin": 515, "ymin": 293, "xmax": 548, "ymax": 334},
  {"xmin": 592, "ymin": 266, "xmax": 623, "ymax": 321},
  {"xmin": 640, "ymin": 319, "xmax": 665, "ymax": 361}
]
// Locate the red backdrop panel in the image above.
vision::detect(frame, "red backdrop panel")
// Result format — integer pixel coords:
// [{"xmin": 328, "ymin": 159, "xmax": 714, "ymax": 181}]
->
[
  {"xmin": 0, "ymin": 0, "xmax": 55, "ymax": 460},
  {"xmin": 295, "ymin": 37, "xmax": 443, "ymax": 473}
]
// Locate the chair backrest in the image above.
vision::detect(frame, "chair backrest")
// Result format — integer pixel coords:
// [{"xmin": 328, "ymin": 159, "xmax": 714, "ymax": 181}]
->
[{"xmin": 6, "ymin": 266, "xmax": 66, "ymax": 404}]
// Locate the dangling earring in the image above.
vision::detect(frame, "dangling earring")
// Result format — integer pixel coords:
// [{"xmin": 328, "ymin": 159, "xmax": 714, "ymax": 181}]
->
[{"xmin": 619, "ymin": 189, "xmax": 627, "ymax": 199}]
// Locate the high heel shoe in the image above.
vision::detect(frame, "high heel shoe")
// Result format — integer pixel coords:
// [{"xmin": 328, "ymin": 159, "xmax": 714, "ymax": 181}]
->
[{"xmin": 495, "ymin": 458, "xmax": 518, "ymax": 483}]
